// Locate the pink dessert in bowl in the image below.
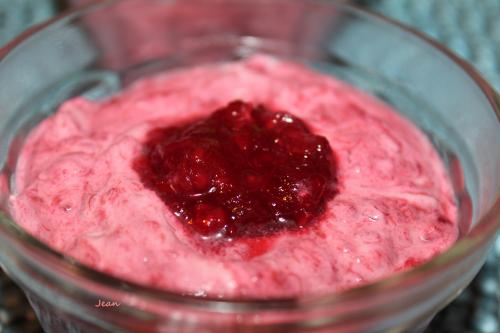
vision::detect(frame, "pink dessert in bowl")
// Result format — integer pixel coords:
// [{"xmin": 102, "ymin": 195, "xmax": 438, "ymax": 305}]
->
[
  {"xmin": 10, "ymin": 55, "xmax": 458, "ymax": 298},
  {"xmin": 1, "ymin": 1, "xmax": 499, "ymax": 333}
]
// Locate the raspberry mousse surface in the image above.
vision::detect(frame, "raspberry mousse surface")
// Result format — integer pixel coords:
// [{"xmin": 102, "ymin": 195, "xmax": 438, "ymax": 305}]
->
[{"xmin": 10, "ymin": 56, "xmax": 458, "ymax": 298}]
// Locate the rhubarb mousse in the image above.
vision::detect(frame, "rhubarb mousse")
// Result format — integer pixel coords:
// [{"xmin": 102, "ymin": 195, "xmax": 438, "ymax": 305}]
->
[{"xmin": 10, "ymin": 55, "xmax": 458, "ymax": 298}]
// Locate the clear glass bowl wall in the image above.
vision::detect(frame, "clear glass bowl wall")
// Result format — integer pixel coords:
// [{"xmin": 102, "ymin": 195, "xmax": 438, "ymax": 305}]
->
[{"xmin": 0, "ymin": 1, "xmax": 498, "ymax": 332}]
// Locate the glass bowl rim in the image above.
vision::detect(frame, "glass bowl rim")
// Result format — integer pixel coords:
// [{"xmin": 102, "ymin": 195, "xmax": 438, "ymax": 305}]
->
[{"xmin": 0, "ymin": 0, "xmax": 498, "ymax": 311}]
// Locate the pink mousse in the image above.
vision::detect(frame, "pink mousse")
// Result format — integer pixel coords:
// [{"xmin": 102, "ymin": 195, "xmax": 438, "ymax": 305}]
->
[{"xmin": 10, "ymin": 56, "xmax": 458, "ymax": 298}]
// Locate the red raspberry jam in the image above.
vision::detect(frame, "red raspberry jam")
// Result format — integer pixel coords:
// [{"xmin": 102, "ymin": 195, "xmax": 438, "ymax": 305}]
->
[{"xmin": 134, "ymin": 101, "xmax": 337, "ymax": 238}]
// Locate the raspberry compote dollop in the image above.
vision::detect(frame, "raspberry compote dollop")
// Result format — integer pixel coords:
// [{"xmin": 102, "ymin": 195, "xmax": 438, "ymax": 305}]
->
[{"xmin": 134, "ymin": 100, "xmax": 337, "ymax": 238}]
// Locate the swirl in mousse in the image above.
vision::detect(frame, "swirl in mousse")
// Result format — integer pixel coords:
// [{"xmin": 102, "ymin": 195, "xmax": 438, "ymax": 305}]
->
[{"xmin": 10, "ymin": 56, "xmax": 458, "ymax": 298}]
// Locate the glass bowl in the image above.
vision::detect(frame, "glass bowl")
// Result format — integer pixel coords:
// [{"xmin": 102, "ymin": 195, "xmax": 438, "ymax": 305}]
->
[{"xmin": 0, "ymin": 0, "xmax": 498, "ymax": 332}]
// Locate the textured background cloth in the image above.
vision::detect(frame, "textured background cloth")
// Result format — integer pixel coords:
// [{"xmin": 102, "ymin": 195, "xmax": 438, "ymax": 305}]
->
[
  {"xmin": 0, "ymin": 0, "xmax": 498, "ymax": 332},
  {"xmin": 0, "ymin": 0, "xmax": 55, "ymax": 46},
  {"xmin": 365, "ymin": 0, "xmax": 500, "ymax": 92}
]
